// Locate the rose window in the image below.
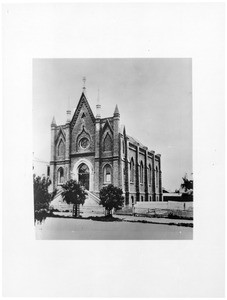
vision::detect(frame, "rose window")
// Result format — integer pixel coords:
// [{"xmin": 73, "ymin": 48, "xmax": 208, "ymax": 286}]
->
[{"xmin": 80, "ymin": 137, "xmax": 89, "ymax": 149}]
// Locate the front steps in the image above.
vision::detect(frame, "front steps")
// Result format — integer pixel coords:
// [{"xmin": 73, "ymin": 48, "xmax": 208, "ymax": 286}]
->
[
  {"xmin": 49, "ymin": 189, "xmax": 104, "ymax": 217},
  {"xmin": 80, "ymin": 190, "xmax": 105, "ymax": 217}
]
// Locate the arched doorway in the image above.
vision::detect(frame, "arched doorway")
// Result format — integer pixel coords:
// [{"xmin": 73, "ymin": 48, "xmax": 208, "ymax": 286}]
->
[{"xmin": 78, "ymin": 163, "xmax": 90, "ymax": 190}]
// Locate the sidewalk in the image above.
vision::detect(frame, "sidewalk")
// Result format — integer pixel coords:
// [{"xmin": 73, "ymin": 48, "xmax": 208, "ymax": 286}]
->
[
  {"xmin": 53, "ymin": 211, "xmax": 193, "ymax": 227},
  {"xmin": 114, "ymin": 214, "xmax": 193, "ymax": 226}
]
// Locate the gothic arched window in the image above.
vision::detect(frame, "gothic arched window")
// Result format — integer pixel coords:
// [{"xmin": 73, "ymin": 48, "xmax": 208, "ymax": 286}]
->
[
  {"xmin": 103, "ymin": 133, "xmax": 112, "ymax": 152},
  {"xmin": 57, "ymin": 167, "xmax": 64, "ymax": 184},
  {"xmin": 156, "ymin": 166, "xmax": 159, "ymax": 189},
  {"xmin": 130, "ymin": 157, "xmax": 134, "ymax": 183},
  {"xmin": 79, "ymin": 163, "xmax": 89, "ymax": 174},
  {"xmin": 149, "ymin": 164, "xmax": 152, "ymax": 185},
  {"xmin": 58, "ymin": 140, "xmax": 65, "ymax": 156},
  {"xmin": 104, "ymin": 164, "xmax": 112, "ymax": 183},
  {"xmin": 140, "ymin": 161, "xmax": 144, "ymax": 184}
]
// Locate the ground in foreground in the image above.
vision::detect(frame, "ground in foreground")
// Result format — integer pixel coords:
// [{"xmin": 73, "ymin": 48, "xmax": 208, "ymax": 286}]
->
[{"xmin": 36, "ymin": 217, "xmax": 193, "ymax": 240}]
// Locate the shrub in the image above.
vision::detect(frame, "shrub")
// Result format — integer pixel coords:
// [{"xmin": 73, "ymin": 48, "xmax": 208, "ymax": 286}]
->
[{"xmin": 99, "ymin": 184, "xmax": 124, "ymax": 216}]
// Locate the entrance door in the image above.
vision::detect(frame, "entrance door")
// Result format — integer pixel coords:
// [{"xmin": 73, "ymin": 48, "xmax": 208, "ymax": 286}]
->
[{"xmin": 78, "ymin": 163, "xmax": 90, "ymax": 190}]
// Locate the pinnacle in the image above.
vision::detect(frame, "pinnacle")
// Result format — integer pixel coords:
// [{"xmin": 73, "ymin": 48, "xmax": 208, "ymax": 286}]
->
[
  {"xmin": 51, "ymin": 116, "xmax": 56, "ymax": 126},
  {"xmin": 114, "ymin": 105, "xmax": 120, "ymax": 116}
]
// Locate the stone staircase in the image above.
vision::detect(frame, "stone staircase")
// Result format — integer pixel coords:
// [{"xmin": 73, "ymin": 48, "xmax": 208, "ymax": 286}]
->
[
  {"xmin": 80, "ymin": 190, "xmax": 105, "ymax": 217},
  {"xmin": 50, "ymin": 189, "xmax": 105, "ymax": 216},
  {"xmin": 50, "ymin": 188, "xmax": 73, "ymax": 212}
]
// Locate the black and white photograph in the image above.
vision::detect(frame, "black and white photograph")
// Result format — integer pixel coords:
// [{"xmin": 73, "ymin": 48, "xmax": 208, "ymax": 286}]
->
[
  {"xmin": 33, "ymin": 58, "xmax": 193, "ymax": 240},
  {"xmin": 2, "ymin": 2, "xmax": 225, "ymax": 298}
]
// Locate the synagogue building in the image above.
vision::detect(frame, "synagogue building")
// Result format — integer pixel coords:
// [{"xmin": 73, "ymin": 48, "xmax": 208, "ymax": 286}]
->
[{"xmin": 50, "ymin": 83, "xmax": 163, "ymax": 205}]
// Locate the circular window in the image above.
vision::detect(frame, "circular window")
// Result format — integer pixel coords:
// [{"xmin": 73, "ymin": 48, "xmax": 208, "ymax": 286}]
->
[{"xmin": 80, "ymin": 137, "xmax": 89, "ymax": 149}]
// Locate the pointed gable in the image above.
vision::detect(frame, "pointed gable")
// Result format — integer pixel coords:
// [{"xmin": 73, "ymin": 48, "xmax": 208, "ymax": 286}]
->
[
  {"xmin": 55, "ymin": 126, "xmax": 66, "ymax": 144},
  {"xmin": 102, "ymin": 118, "xmax": 113, "ymax": 134},
  {"xmin": 70, "ymin": 92, "xmax": 95, "ymax": 155},
  {"xmin": 70, "ymin": 92, "xmax": 95, "ymax": 130}
]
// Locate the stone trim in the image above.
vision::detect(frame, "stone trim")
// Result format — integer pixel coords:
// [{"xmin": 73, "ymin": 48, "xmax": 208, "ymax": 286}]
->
[{"xmin": 70, "ymin": 152, "xmax": 95, "ymax": 157}]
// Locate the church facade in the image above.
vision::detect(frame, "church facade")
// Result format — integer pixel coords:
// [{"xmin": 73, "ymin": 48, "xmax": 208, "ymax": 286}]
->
[{"xmin": 50, "ymin": 88, "xmax": 163, "ymax": 205}]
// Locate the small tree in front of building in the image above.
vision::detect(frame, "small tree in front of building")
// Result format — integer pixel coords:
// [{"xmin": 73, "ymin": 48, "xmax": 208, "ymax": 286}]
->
[
  {"xmin": 33, "ymin": 175, "xmax": 57, "ymax": 223},
  {"xmin": 99, "ymin": 184, "xmax": 124, "ymax": 216},
  {"xmin": 61, "ymin": 180, "xmax": 87, "ymax": 218}
]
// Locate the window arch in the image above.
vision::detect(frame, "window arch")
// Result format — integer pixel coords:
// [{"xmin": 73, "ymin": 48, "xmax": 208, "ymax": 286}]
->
[
  {"xmin": 140, "ymin": 161, "xmax": 144, "ymax": 184},
  {"xmin": 130, "ymin": 157, "xmax": 134, "ymax": 182},
  {"xmin": 149, "ymin": 164, "xmax": 152, "ymax": 185},
  {"xmin": 104, "ymin": 164, "xmax": 112, "ymax": 183},
  {"xmin": 58, "ymin": 140, "xmax": 65, "ymax": 156},
  {"xmin": 57, "ymin": 167, "xmax": 64, "ymax": 184},
  {"xmin": 79, "ymin": 163, "xmax": 89, "ymax": 174},
  {"xmin": 103, "ymin": 133, "xmax": 112, "ymax": 152}
]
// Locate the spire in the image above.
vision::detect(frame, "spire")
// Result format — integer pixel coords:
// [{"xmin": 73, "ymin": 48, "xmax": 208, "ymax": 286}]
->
[
  {"xmin": 113, "ymin": 104, "xmax": 120, "ymax": 117},
  {"xmin": 96, "ymin": 88, "xmax": 101, "ymax": 118},
  {"xmin": 66, "ymin": 96, "xmax": 71, "ymax": 123},
  {"xmin": 51, "ymin": 116, "xmax": 56, "ymax": 127},
  {"xmin": 82, "ymin": 76, "xmax": 86, "ymax": 94}
]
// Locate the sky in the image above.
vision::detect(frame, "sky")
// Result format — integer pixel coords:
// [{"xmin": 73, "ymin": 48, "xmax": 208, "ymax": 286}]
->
[{"xmin": 33, "ymin": 58, "xmax": 192, "ymax": 191}]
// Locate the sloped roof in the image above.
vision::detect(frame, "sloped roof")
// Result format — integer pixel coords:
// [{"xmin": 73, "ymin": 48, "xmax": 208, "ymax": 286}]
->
[{"xmin": 127, "ymin": 134, "xmax": 146, "ymax": 148}]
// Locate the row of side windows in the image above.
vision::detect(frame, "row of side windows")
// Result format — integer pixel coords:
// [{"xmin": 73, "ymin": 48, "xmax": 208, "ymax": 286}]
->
[
  {"xmin": 129, "ymin": 158, "xmax": 159, "ymax": 186},
  {"xmin": 57, "ymin": 164, "xmax": 157, "ymax": 187},
  {"xmin": 131, "ymin": 195, "xmax": 155, "ymax": 203}
]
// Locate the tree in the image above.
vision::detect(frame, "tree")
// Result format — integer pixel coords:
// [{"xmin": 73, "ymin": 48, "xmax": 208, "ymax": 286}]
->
[
  {"xmin": 181, "ymin": 174, "xmax": 193, "ymax": 191},
  {"xmin": 61, "ymin": 180, "xmax": 87, "ymax": 218},
  {"xmin": 33, "ymin": 175, "xmax": 56, "ymax": 223},
  {"xmin": 180, "ymin": 174, "xmax": 193, "ymax": 201},
  {"xmin": 99, "ymin": 184, "xmax": 124, "ymax": 216}
]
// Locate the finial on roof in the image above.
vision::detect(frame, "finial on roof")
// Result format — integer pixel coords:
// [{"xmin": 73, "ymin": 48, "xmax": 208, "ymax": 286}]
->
[
  {"xmin": 82, "ymin": 76, "xmax": 86, "ymax": 94},
  {"xmin": 113, "ymin": 104, "xmax": 120, "ymax": 117},
  {"xmin": 96, "ymin": 88, "xmax": 101, "ymax": 118},
  {"xmin": 51, "ymin": 116, "xmax": 56, "ymax": 127}
]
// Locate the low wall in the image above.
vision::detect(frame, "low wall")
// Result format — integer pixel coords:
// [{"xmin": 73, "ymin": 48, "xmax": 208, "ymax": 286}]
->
[
  {"xmin": 168, "ymin": 201, "xmax": 193, "ymax": 210},
  {"xmin": 134, "ymin": 201, "xmax": 193, "ymax": 213}
]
